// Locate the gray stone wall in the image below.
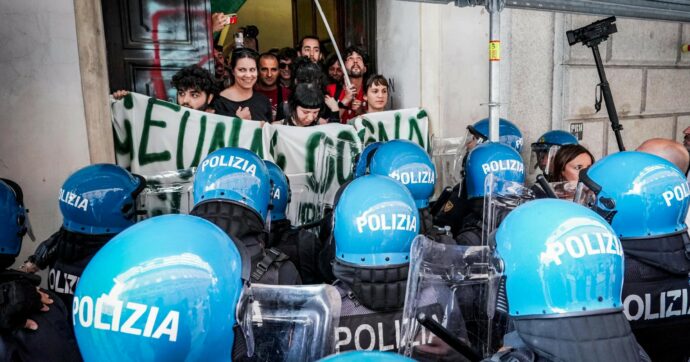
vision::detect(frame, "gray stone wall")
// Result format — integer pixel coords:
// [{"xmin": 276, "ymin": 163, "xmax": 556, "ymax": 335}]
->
[{"xmin": 377, "ymin": 2, "xmax": 690, "ymax": 166}]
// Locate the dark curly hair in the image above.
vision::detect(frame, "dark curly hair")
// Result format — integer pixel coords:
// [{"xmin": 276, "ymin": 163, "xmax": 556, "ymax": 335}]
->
[
  {"xmin": 171, "ymin": 65, "xmax": 219, "ymax": 95},
  {"xmin": 344, "ymin": 46, "xmax": 369, "ymax": 67}
]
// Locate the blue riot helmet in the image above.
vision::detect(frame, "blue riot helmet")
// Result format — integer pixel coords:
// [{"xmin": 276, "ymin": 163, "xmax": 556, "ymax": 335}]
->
[
  {"xmin": 265, "ymin": 160, "xmax": 290, "ymax": 221},
  {"xmin": 576, "ymin": 151, "xmax": 689, "ymax": 238},
  {"xmin": 496, "ymin": 199, "xmax": 624, "ymax": 317},
  {"xmin": 193, "ymin": 147, "xmax": 271, "ymax": 222},
  {"xmin": 532, "ymin": 130, "xmax": 578, "ymax": 149},
  {"xmin": 464, "ymin": 142, "xmax": 525, "ymax": 199},
  {"xmin": 0, "ymin": 179, "xmax": 27, "ymax": 256},
  {"xmin": 334, "ymin": 175, "xmax": 420, "ymax": 267},
  {"xmin": 366, "ymin": 140, "xmax": 436, "ymax": 209},
  {"xmin": 467, "ymin": 118, "xmax": 524, "ymax": 153},
  {"xmin": 73, "ymin": 214, "xmax": 254, "ymax": 361},
  {"xmin": 319, "ymin": 351, "xmax": 416, "ymax": 362},
  {"xmin": 529, "ymin": 130, "xmax": 578, "ymax": 176},
  {"xmin": 59, "ymin": 164, "xmax": 145, "ymax": 235},
  {"xmin": 332, "ymin": 175, "xmax": 419, "ymax": 312}
]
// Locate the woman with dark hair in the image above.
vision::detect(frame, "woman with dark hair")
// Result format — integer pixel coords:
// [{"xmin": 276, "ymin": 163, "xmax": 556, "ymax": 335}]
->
[
  {"xmin": 276, "ymin": 83, "xmax": 327, "ymax": 127},
  {"xmin": 287, "ymin": 56, "xmax": 339, "ymax": 123},
  {"xmin": 549, "ymin": 144, "xmax": 595, "ymax": 182},
  {"xmin": 363, "ymin": 74, "xmax": 389, "ymax": 114},
  {"xmin": 213, "ymin": 48, "xmax": 272, "ymax": 121}
]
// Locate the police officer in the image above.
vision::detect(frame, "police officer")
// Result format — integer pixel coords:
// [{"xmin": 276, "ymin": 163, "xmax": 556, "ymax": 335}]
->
[
  {"xmin": 265, "ymin": 160, "xmax": 323, "ymax": 284},
  {"xmin": 319, "ymin": 140, "xmax": 450, "ymax": 284},
  {"xmin": 529, "ymin": 130, "xmax": 578, "ymax": 179},
  {"xmin": 454, "ymin": 142, "xmax": 527, "ymax": 247},
  {"xmin": 330, "ymin": 174, "xmax": 432, "ymax": 355},
  {"xmin": 0, "ymin": 179, "xmax": 81, "ymax": 361},
  {"xmin": 72, "ymin": 214, "xmax": 255, "ymax": 361},
  {"xmin": 357, "ymin": 140, "xmax": 439, "ymax": 235},
  {"xmin": 191, "ymin": 147, "xmax": 301, "ymax": 285},
  {"xmin": 23, "ymin": 164, "xmax": 145, "ymax": 314},
  {"xmin": 435, "ymin": 118, "xmax": 523, "ymax": 237},
  {"xmin": 577, "ymin": 151, "xmax": 690, "ymax": 361},
  {"xmin": 489, "ymin": 199, "xmax": 649, "ymax": 362},
  {"xmin": 73, "ymin": 214, "xmax": 340, "ymax": 361}
]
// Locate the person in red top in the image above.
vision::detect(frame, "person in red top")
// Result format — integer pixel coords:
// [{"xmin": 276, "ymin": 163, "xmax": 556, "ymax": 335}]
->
[
  {"xmin": 254, "ymin": 52, "xmax": 290, "ymax": 121},
  {"xmin": 325, "ymin": 46, "xmax": 368, "ymax": 124}
]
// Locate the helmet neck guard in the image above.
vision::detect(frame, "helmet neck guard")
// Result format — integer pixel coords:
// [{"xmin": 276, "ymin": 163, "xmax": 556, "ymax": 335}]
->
[
  {"xmin": 332, "ymin": 259, "xmax": 408, "ymax": 312},
  {"xmin": 191, "ymin": 200, "xmax": 266, "ymax": 259},
  {"xmin": 514, "ymin": 311, "xmax": 645, "ymax": 362}
]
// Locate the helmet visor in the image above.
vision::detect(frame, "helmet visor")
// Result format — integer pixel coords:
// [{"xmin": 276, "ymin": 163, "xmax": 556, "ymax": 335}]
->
[{"xmin": 528, "ymin": 145, "xmax": 560, "ymax": 180}]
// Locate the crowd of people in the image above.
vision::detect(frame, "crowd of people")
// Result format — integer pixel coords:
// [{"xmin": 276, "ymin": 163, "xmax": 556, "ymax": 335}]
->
[
  {"xmin": 114, "ymin": 30, "xmax": 390, "ymax": 128},
  {"xmin": 3, "ymin": 20, "xmax": 690, "ymax": 362}
]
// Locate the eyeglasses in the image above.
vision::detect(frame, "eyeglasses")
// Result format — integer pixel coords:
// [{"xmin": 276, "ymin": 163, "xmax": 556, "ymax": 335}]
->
[{"xmin": 279, "ymin": 63, "xmax": 291, "ymax": 69}]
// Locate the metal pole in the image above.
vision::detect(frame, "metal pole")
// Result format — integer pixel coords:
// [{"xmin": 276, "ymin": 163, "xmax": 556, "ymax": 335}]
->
[
  {"xmin": 313, "ymin": 0, "xmax": 352, "ymax": 89},
  {"xmin": 487, "ymin": 0, "xmax": 503, "ymax": 142}
]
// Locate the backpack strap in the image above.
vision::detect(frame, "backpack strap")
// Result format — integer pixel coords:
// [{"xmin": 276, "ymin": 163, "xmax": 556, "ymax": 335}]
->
[{"xmin": 251, "ymin": 248, "xmax": 289, "ymax": 283}]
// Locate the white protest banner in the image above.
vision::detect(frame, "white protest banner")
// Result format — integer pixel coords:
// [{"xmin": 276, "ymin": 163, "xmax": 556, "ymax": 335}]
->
[
  {"xmin": 112, "ymin": 92, "xmax": 263, "ymax": 176},
  {"xmin": 263, "ymin": 123, "xmax": 362, "ymax": 223},
  {"xmin": 353, "ymin": 108, "xmax": 430, "ymax": 151}
]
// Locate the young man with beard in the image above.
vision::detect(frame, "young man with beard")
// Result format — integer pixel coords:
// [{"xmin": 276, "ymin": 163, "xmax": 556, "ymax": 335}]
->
[
  {"xmin": 112, "ymin": 65, "xmax": 218, "ymax": 112},
  {"xmin": 297, "ymin": 35, "xmax": 323, "ymax": 64},
  {"xmin": 255, "ymin": 52, "xmax": 290, "ymax": 122},
  {"xmin": 325, "ymin": 46, "xmax": 368, "ymax": 124}
]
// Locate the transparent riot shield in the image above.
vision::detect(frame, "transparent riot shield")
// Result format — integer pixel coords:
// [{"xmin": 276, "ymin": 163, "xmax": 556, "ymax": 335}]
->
[
  {"xmin": 548, "ymin": 180, "xmax": 579, "ymax": 201},
  {"xmin": 244, "ymin": 284, "xmax": 342, "ymax": 362},
  {"xmin": 136, "ymin": 168, "xmax": 195, "ymax": 220},
  {"xmin": 431, "ymin": 136, "xmax": 466, "ymax": 197},
  {"xmin": 482, "ymin": 173, "xmax": 535, "ymax": 247},
  {"xmin": 400, "ymin": 235, "xmax": 503, "ymax": 360}
]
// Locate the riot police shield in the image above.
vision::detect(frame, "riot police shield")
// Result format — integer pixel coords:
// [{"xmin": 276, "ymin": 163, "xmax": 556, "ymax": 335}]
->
[
  {"xmin": 482, "ymin": 173, "xmax": 535, "ymax": 247},
  {"xmin": 548, "ymin": 180, "xmax": 579, "ymax": 201},
  {"xmin": 136, "ymin": 168, "xmax": 195, "ymax": 220},
  {"xmin": 400, "ymin": 235, "xmax": 503, "ymax": 360},
  {"xmin": 245, "ymin": 283, "xmax": 341, "ymax": 362},
  {"xmin": 431, "ymin": 136, "xmax": 467, "ymax": 195}
]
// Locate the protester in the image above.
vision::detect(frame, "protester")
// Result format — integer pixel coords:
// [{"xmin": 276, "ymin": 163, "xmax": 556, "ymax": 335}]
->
[
  {"xmin": 277, "ymin": 83, "xmax": 330, "ymax": 127},
  {"xmin": 214, "ymin": 48, "xmax": 272, "ymax": 121},
  {"xmin": 363, "ymin": 74, "xmax": 389, "ymax": 114},
  {"xmin": 324, "ymin": 54, "xmax": 344, "ymax": 89},
  {"xmin": 278, "ymin": 47, "xmax": 297, "ymax": 88},
  {"xmin": 325, "ymin": 46, "xmax": 368, "ymax": 123},
  {"xmin": 290, "ymin": 57, "xmax": 340, "ymax": 123},
  {"xmin": 112, "ymin": 64, "xmax": 218, "ymax": 112},
  {"xmin": 548, "ymin": 144, "xmax": 595, "ymax": 182},
  {"xmin": 255, "ymin": 52, "xmax": 289, "ymax": 121},
  {"xmin": 297, "ymin": 35, "xmax": 323, "ymax": 63}
]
